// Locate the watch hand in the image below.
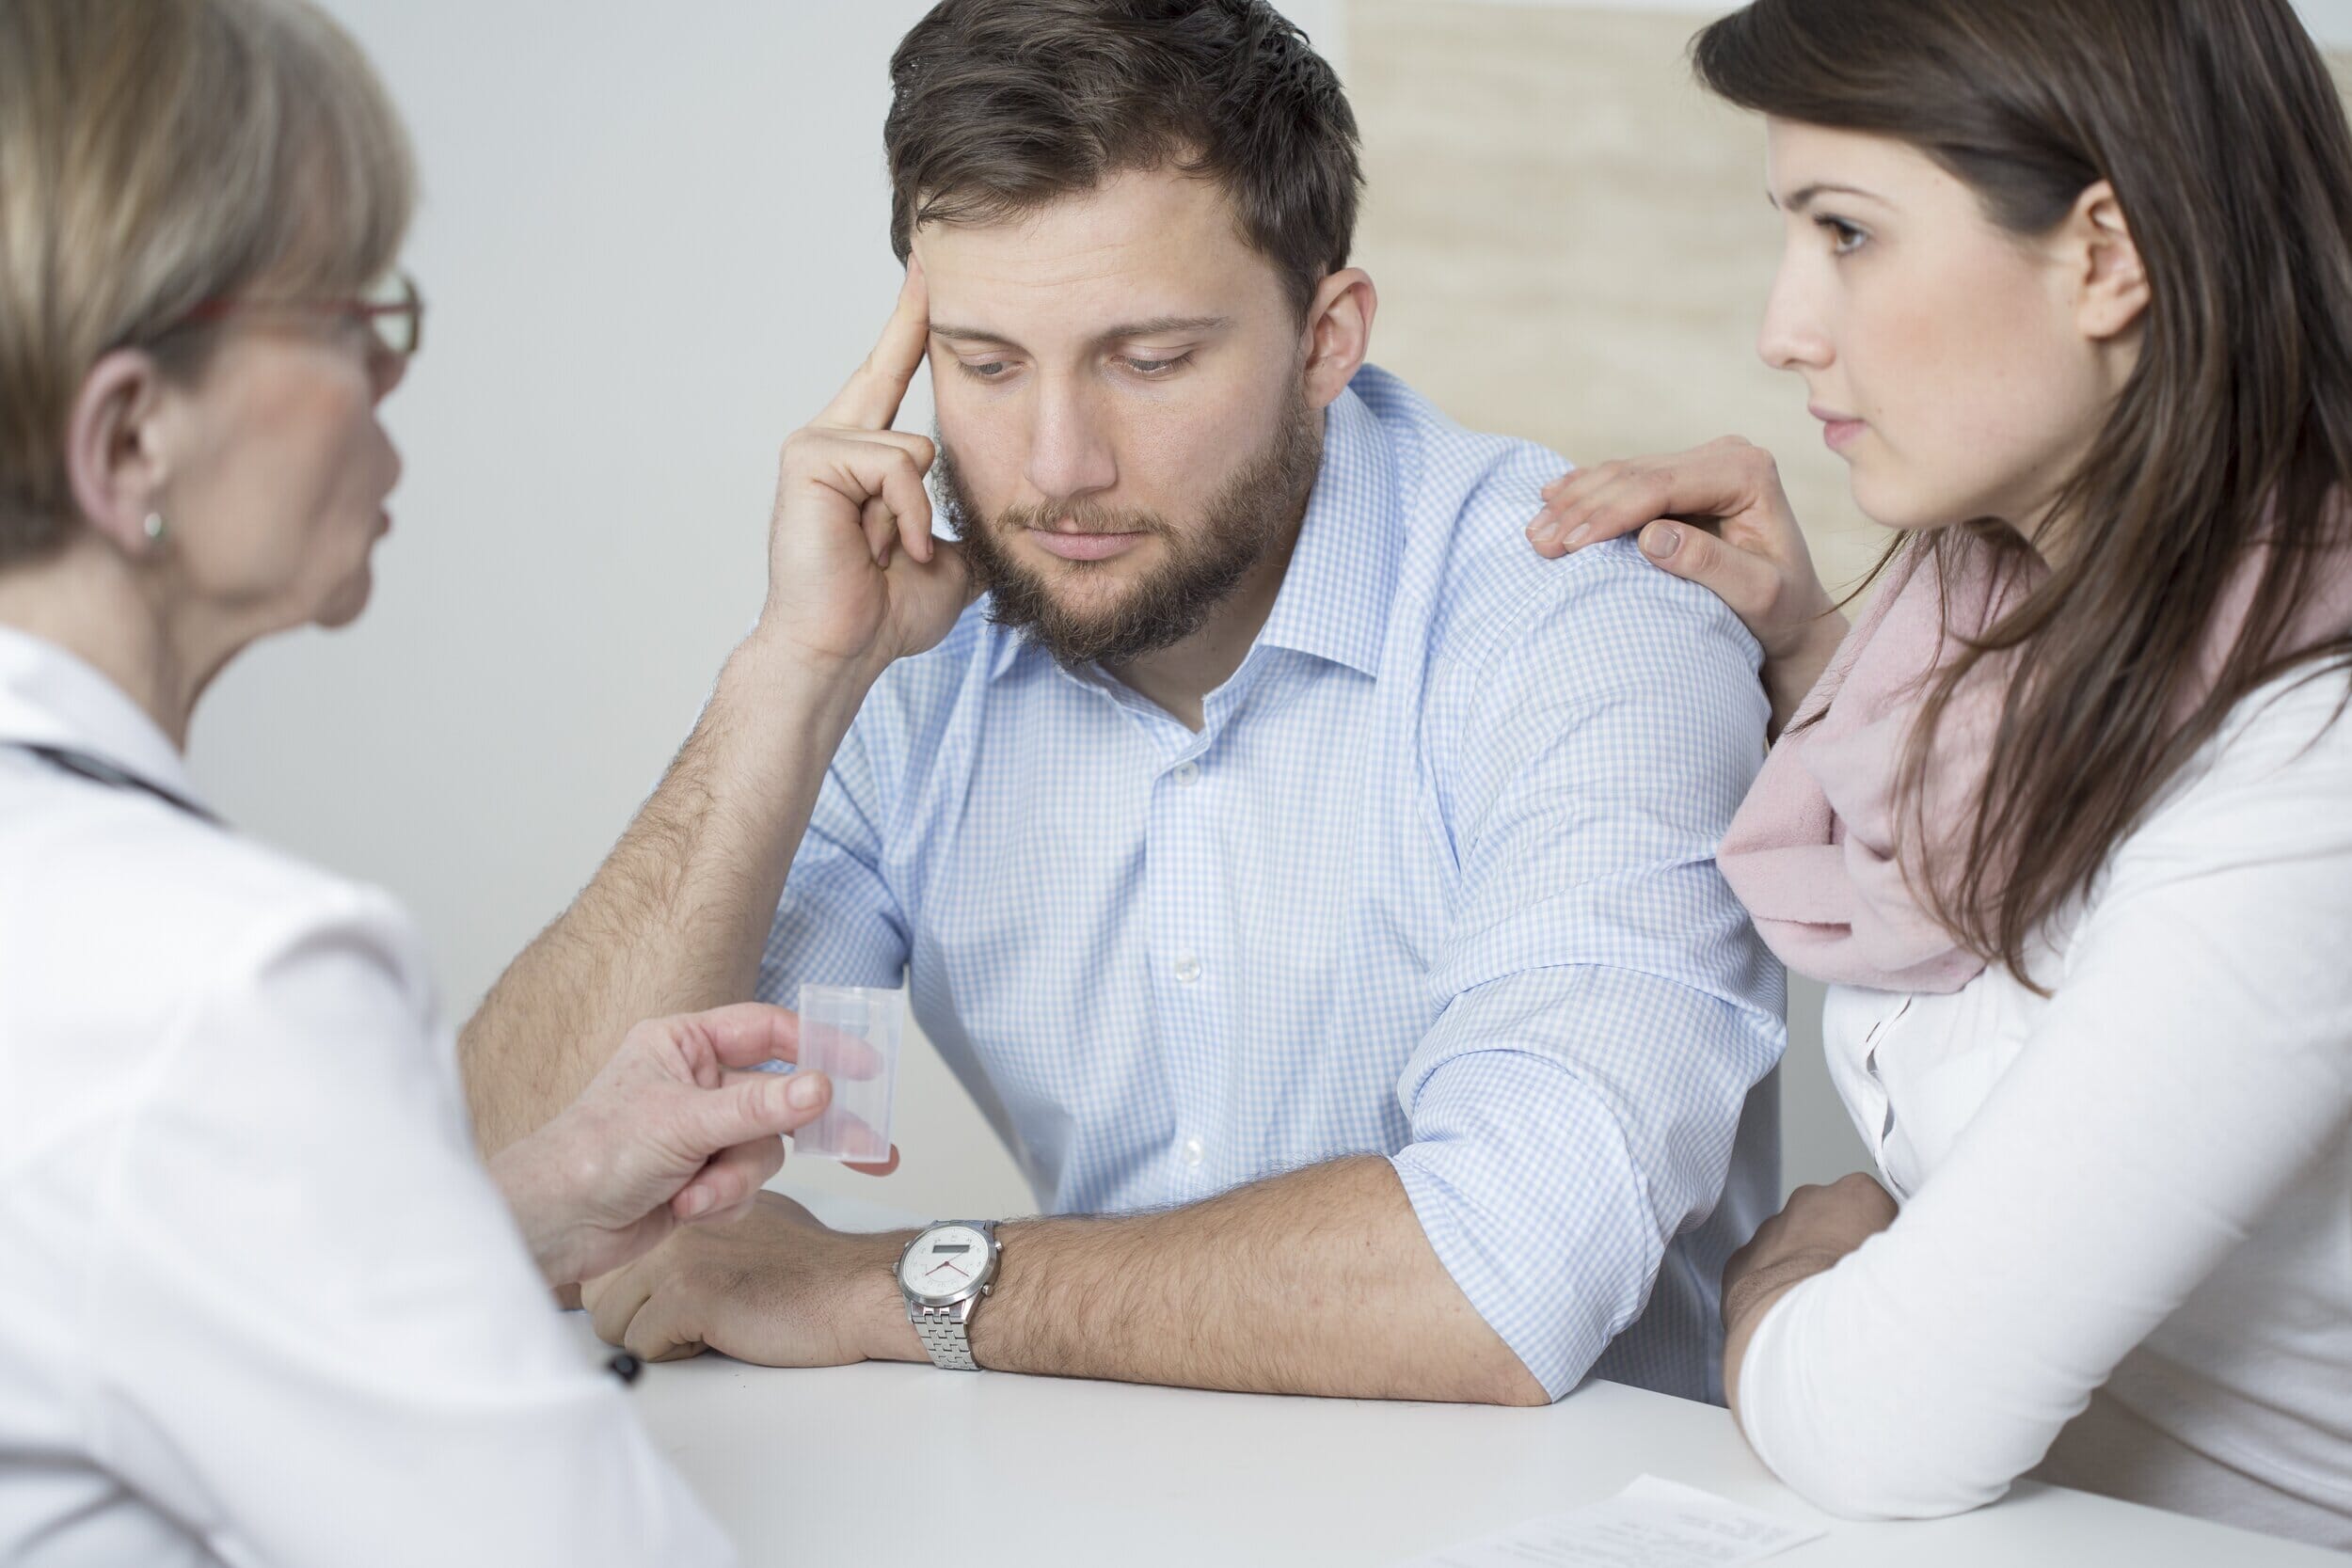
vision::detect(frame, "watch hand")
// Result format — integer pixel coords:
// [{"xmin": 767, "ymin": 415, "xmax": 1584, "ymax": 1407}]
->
[{"xmin": 926, "ymin": 1259, "xmax": 970, "ymax": 1278}]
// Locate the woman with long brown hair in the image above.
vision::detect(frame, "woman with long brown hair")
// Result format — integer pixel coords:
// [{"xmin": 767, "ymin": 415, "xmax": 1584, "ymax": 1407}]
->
[{"xmin": 1528, "ymin": 0, "xmax": 2352, "ymax": 1546}]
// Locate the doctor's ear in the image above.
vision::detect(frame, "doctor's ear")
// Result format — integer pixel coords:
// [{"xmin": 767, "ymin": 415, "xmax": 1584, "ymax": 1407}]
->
[
  {"xmin": 1301, "ymin": 268, "xmax": 1376, "ymax": 410},
  {"xmin": 63, "ymin": 347, "xmax": 178, "ymax": 557}
]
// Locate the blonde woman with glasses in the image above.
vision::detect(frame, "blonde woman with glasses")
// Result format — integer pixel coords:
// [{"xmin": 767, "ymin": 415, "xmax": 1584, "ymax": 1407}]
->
[{"xmin": 0, "ymin": 3, "xmax": 841, "ymax": 1561}]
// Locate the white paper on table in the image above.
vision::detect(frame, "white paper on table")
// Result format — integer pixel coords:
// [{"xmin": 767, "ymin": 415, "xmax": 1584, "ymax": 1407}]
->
[{"xmin": 1397, "ymin": 1475, "xmax": 1825, "ymax": 1567}]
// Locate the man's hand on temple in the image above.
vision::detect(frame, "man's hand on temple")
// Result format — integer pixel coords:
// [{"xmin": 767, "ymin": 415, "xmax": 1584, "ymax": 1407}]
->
[{"xmin": 757, "ymin": 257, "xmax": 975, "ymax": 679}]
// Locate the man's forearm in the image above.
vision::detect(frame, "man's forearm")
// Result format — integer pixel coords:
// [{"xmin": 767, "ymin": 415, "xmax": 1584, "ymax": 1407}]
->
[
  {"xmin": 865, "ymin": 1157, "xmax": 1548, "ymax": 1405},
  {"xmin": 461, "ymin": 631, "xmax": 879, "ymax": 1155}
]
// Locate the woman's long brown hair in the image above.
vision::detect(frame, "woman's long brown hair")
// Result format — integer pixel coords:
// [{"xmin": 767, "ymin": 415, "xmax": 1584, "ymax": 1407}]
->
[{"xmin": 1696, "ymin": 0, "xmax": 2352, "ymax": 986}]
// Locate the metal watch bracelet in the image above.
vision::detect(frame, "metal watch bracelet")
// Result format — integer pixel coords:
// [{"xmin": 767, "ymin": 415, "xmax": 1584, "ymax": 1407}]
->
[
  {"xmin": 899, "ymin": 1220, "xmax": 999, "ymax": 1371},
  {"xmin": 908, "ymin": 1299, "xmax": 983, "ymax": 1370}
]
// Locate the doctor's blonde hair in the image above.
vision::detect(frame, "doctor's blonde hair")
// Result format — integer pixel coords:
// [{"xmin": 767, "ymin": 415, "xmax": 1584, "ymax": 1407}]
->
[{"xmin": 0, "ymin": 0, "xmax": 414, "ymax": 565}]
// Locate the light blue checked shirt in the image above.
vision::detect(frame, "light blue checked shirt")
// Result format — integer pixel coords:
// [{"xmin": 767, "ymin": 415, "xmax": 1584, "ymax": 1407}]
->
[{"xmin": 759, "ymin": 365, "xmax": 1786, "ymax": 1402}]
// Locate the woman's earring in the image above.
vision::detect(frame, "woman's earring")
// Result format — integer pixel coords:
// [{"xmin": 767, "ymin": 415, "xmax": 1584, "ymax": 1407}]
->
[{"xmin": 142, "ymin": 512, "xmax": 167, "ymax": 545}]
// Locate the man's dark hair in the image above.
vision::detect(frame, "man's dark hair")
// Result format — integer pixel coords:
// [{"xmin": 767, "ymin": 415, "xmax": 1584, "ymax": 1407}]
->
[{"xmin": 884, "ymin": 0, "xmax": 1361, "ymax": 320}]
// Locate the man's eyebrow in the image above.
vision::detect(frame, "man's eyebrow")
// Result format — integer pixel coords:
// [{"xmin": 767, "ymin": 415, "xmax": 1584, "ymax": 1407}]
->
[
  {"xmin": 1098, "ymin": 314, "xmax": 1231, "ymax": 340},
  {"xmin": 1774, "ymin": 182, "xmax": 1884, "ymax": 213},
  {"xmin": 927, "ymin": 314, "xmax": 1232, "ymax": 347}
]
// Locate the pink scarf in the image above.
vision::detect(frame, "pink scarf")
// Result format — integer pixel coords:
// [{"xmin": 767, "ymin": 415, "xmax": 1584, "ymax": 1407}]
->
[{"xmin": 1718, "ymin": 535, "xmax": 2351, "ymax": 993}]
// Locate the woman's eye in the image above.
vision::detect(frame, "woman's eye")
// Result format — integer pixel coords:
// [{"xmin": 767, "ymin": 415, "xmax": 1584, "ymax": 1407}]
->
[
  {"xmin": 958, "ymin": 360, "xmax": 1013, "ymax": 381},
  {"xmin": 1120, "ymin": 353, "xmax": 1192, "ymax": 378},
  {"xmin": 1817, "ymin": 216, "xmax": 1868, "ymax": 255}
]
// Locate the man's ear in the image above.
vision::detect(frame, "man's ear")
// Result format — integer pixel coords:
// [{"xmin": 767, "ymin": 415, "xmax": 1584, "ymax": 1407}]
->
[
  {"xmin": 64, "ymin": 347, "xmax": 175, "ymax": 556},
  {"xmin": 2066, "ymin": 181, "xmax": 2150, "ymax": 342},
  {"xmin": 1301, "ymin": 266, "xmax": 1376, "ymax": 409}
]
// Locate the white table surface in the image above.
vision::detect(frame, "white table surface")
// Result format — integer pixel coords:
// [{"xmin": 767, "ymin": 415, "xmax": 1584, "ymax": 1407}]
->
[{"xmin": 571, "ymin": 1189, "xmax": 2343, "ymax": 1567}]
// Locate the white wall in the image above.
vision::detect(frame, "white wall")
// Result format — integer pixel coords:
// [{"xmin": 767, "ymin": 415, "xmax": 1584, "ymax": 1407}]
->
[{"xmin": 2308, "ymin": 0, "xmax": 2352, "ymax": 45}]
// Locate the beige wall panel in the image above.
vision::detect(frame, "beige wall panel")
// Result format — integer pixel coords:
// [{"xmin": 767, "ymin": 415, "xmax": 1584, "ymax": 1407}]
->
[{"xmin": 1352, "ymin": 0, "xmax": 1902, "ymax": 598}]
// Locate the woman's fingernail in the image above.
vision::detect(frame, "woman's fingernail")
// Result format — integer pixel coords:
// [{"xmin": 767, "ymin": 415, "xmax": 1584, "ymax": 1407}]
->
[
  {"xmin": 787, "ymin": 1072, "xmax": 826, "ymax": 1109},
  {"xmin": 1640, "ymin": 521, "xmax": 1680, "ymax": 559},
  {"xmin": 681, "ymin": 1188, "xmax": 714, "ymax": 1219}
]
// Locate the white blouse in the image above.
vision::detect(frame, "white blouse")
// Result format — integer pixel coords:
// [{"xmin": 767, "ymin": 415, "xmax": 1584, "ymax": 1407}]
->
[
  {"xmin": 1739, "ymin": 668, "xmax": 2352, "ymax": 1549},
  {"xmin": 0, "ymin": 628, "xmax": 733, "ymax": 1567}
]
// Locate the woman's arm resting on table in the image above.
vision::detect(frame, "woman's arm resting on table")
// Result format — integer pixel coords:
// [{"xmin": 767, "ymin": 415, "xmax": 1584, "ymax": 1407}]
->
[
  {"xmin": 1726, "ymin": 677, "xmax": 2352, "ymax": 1519},
  {"xmin": 1720, "ymin": 1172, "xmax": 1899, "ymax": 1427}
]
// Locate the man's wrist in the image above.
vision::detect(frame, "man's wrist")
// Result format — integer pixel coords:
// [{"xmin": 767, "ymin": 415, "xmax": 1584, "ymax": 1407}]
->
[
  {"xmin": 698, "ymin": 627, "xmax": 889, "ymax": 782},
  {"xmin": 842, "ymin": 1229, "xmax": 928, "ymax": 1363},
  {"xmin": 739, "ymin": 617, "xmax": 894, "ymax": 700}
]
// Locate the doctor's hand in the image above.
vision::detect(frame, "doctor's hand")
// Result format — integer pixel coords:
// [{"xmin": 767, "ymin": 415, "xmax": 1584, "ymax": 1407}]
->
[
  {"xmin": 756, "ymin": 259, "xmax": 975, "ymax": 680},
  {"xmin": 582, "ymin": 1190, "xmax": 924, "ymax": 1367},
  {"xmin": 1524, "ymin": 437, "xmax": 1847, "ymax": 734},
  {"xmin": 489, "ymin": 1003, "xmax": 835, "ymax": 1288}
]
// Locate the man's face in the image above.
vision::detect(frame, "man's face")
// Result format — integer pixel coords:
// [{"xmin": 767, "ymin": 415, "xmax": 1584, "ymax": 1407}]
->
[{"xmin": 916, "ymin": 168, "xmax": 1323, "ymax": 667}]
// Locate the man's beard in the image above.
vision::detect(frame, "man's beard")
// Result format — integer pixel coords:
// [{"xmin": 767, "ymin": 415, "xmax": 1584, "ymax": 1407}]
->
[{"xmin": 934, "ymin": 396, "xmax": 1324, "ymax": 670}]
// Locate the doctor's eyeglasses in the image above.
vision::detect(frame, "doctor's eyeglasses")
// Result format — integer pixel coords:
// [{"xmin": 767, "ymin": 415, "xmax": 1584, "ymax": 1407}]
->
[{"xmin": 174, "ymin": 268, "xmax": 425, "ymax": 359}]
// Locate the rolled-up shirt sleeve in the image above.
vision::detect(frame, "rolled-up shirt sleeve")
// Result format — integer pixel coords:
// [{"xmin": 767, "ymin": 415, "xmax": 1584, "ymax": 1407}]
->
[
  {"xmin": 757, "ymin": 714, "xmax": 914, "ymax": 998},
  {"xmin": 1391, "ymin": 540, "xmax": 1787, "ymax": 1400}
]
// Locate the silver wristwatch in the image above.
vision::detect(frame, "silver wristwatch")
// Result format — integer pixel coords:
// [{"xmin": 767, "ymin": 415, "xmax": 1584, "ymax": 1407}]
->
[{"xmin": 896, "ymin": 1220, "xmax": 1000, "ymax": 1370}]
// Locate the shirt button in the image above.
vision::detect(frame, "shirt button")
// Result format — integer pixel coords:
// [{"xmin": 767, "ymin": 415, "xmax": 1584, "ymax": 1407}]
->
[
  {"xmin": 1172, "ymin": 952, "xmax": 1203, "ymax": 984},
  {"xmin": 1170, "ymin": 761, "xmax": 1200, "ymax": 787},
  {"xmin": 1180, "ymin": 1136, "xmax": 1206, "ymax": 1167}
]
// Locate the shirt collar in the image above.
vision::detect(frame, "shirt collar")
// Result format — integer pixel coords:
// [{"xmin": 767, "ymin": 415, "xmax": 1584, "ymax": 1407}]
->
[
  {"xmin": 986, "ymin": 610, "xmax": 1026, "ymax": 681},
  {"xmin": 985, "ymin": 381, "xmax": 1402, "ymax": 684},
  {"xmin": 0, "ymin": 625, "xmax": 206, "ymax": 807},
  {"xmin": 1254, "ymin": 385, "xmax": 1399, "ymax": 679}
]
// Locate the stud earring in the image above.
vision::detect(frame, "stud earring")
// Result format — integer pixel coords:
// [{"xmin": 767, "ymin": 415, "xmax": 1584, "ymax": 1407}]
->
[{"xmin": 142, "ymin": 512, "xmax": 167, "ymax": 544}]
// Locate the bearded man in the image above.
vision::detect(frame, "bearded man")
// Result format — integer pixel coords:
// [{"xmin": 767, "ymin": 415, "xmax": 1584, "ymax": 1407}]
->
[{"xmin": 462, "ymin": 0, "xmax": 1784, "ymax": 1408}]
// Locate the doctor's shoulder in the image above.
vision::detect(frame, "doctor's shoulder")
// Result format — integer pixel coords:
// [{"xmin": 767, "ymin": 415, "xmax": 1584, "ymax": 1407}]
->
[{"xmin": 1, "ymin": 789, "xmax": 431, "ymax": 1036}]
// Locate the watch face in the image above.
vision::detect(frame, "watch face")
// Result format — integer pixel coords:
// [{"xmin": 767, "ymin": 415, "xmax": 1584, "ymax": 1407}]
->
[{"xmin": 900, "ymin": 1224, "xmax": 992, "ymax": 1303}]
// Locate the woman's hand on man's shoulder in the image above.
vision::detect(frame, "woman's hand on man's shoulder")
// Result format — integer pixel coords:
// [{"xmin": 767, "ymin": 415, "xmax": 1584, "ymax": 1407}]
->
[{"xmin": 1526, "ymin": 437, "xmax": 1849, "ymax": 732}]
